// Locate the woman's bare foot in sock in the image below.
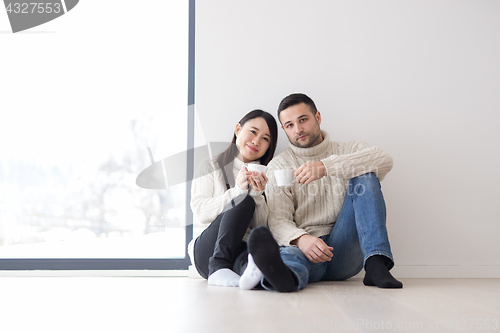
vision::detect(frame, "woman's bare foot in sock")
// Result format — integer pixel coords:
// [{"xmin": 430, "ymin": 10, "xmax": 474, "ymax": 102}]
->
[
  {"xmin": 239, "ymin": 254, "xmax": 263, "ymax": 290},
  {"xmin": 207, "ymin": 268, "xmax": 240, "ymax": 287}
]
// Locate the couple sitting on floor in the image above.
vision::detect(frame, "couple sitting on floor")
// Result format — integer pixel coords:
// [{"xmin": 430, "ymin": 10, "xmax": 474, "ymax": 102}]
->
[{"xmin": 188, "ymin": 93, "xmax": 402, "ymax": 292}]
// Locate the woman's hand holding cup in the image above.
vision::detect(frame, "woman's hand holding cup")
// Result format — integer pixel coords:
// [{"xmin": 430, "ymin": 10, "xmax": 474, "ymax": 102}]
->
[
  {"xmin": 249, "ymin": 171, "xmax": 268, "ymax": 191},
  {"xmin": 246, "ymin": 164, "xmax": 268, "ymax": 191},
  {"xmin": 236, "ymin": 167, "xmax": 253, "ymax": 190}
]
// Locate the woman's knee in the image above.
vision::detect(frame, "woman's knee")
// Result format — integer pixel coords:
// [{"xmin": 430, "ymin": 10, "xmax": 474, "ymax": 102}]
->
[
  {"xmin": 233, "ymin": 194, "xmax": 255, "ymax": 213},
  {"xmin": 222, "ymin": 194, "xmax": 255, "ymax": 214}
]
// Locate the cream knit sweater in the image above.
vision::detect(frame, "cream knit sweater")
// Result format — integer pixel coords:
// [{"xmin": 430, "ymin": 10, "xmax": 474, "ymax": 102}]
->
[
  {"xmin": 265, "ymin": 131, "xmax": 393, "ymax": 246},
  {"xmin": 188, "ymin": 156, "xmax": 268, "ymax": 263}
]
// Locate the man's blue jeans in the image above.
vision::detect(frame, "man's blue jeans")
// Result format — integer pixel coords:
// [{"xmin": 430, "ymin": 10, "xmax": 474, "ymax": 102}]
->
[{"xmin": 264, "ymin": 172, "xmax": 394, "ymax": 291}]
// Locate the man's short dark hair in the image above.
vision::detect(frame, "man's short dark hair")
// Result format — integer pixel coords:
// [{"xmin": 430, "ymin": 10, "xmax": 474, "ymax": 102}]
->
[{"xmin": 277, "ymin": 93, "xmax": 318, "ymax": 123}]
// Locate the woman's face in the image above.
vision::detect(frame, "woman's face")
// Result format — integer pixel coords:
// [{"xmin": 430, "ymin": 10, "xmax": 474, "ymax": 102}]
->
[{"xmin": 235, "ymin": 117, "xmax": 272, "ymax": 163}]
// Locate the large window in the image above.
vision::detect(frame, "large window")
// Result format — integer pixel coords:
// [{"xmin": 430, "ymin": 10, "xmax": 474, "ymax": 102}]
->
[{"xmin": 0, "ymin": 1, "xmax": 194, "ymax": 269}]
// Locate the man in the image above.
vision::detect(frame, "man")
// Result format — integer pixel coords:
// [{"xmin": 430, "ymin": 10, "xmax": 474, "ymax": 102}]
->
[{"xmin": 247, "ymin": 93, "xmax": 402, "ymax": 292}]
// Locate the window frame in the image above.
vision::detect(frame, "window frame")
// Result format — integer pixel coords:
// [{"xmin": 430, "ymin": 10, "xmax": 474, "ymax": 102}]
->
[{"xmin": 0, "ymin": 0, "xmax": 195, "ymax": 271}]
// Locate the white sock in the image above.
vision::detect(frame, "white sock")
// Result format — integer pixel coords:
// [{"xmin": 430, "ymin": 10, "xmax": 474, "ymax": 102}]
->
[
  {"xmin": 207, "ymin": 268, "xmax": 240, "ymax": 287},
  {"xmin": 239, "ymin": 254, "xmax": 263, "ymax": 290}
]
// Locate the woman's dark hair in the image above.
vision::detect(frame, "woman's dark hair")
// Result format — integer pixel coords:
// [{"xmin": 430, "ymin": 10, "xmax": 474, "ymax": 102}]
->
[
  {"xmin": 216, "ymin": 109, "xmax": 278, "ymax": 188},
  {"xmin": 277, "ymin": 93, "xmax": 318, "ymax": 124}
]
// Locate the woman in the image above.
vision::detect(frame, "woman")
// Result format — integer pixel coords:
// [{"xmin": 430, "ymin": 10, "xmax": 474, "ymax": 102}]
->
[{"xmin": 189, "ymin": 110, "xmax": 278, "ymax": 288}]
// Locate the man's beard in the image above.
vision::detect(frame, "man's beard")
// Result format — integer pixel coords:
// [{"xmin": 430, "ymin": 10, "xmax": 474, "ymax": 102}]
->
[{"xmin": 291, "ymin": 129, "xmax": 321, "ymax": 148}]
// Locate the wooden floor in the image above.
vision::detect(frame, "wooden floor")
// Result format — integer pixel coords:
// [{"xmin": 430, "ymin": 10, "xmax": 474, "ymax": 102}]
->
[{"xmin": 1, "ymin": 277, "xmax": 499, "ymax": 332}]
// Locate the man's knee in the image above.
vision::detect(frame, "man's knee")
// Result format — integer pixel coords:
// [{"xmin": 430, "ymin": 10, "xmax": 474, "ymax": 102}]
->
[{"xmin": 348, "ymin": 172, "xmax": 381, "ymax": 196}]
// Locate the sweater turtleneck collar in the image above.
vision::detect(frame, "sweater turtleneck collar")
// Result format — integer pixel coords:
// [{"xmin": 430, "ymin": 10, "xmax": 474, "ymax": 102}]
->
[
  {"xmin": 289, "ymin": 130, "xmax": 330, "ymax": 158},
  {"xmin": 233, "ymin": 156, "xmax": 245, "ymax": 169},
  {"xmin": 233, "ymin": 156, "xmax": 260, "ymax": 169}
]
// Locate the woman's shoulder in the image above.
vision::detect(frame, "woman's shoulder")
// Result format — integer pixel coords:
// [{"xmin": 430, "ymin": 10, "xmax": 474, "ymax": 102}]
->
[{"xmin": 193, "ymin": 156, "xmax": 219, "ymax": 178}]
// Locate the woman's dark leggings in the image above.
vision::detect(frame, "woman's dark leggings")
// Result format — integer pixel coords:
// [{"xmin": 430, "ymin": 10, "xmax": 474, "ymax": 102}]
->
[{"xmin": 193, "ymin": 194, "xmax": 256, "ymax": 279}]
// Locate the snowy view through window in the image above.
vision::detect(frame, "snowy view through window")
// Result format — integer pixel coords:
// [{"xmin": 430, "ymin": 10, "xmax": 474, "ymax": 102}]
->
[{"xmin": 0, "ymin": 1, "xmax": 189, "ymax": 259}]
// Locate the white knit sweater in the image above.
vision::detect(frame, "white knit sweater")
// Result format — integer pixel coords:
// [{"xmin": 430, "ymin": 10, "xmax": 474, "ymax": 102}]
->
[
  {"xmin": 265, "ymin": 131, "xmax": 393, "ymax": 246},
  {"xmin": 188, "ymin": 156, "xmax": 268, "ymax": 263}
]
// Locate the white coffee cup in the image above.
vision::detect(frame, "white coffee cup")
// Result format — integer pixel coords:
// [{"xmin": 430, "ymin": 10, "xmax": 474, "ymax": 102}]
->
[
  {"xmin": 247, "ymin": 164, "xmax": 268, "ymax": 175},
  {"xmin": 274, "ymin": 169, "xmax": 295, "ymax": 187}
]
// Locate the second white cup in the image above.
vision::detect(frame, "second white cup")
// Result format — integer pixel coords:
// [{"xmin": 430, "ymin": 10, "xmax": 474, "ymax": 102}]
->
[{"xmin": 274, "ymin": 169, "xmax": 295, "ymax": 187}]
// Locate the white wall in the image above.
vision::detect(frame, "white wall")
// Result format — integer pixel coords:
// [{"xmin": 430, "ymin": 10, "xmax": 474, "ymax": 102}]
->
[{"xmin": 196, "ymin": 0, "xmax": 500, "ymax": 277}]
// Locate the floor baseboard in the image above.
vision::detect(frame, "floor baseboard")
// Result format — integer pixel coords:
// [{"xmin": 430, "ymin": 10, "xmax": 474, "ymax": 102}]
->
[
  {"xmin": 353, "ymin": 265, "xmax": 500, "ymax": 279},
  {"xmin": 1, "ymin": 265, "xmax": 499, "ymax": 278}
]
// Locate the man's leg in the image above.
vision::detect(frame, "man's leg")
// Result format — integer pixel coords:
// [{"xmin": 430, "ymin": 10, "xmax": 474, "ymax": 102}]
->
[
  {"xmin": 279, "ymin": 245, "xmax": 326, "ymax": 290},
  {"xmin": 247, "ymin": 226, "xmax": 301, "ymax": 292},
  {"xmin": 247, "ymin": 226, "xmax": 326, "ymax": 292},
  {"xmin": 324, "ymin": 172, "xmax": 402, "ymax": 288}
]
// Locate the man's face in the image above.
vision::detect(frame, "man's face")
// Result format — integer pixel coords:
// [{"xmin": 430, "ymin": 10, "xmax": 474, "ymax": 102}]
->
[{"xmin": 279, "ymin": 103, "xmax": 323, "ymax": 148}]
